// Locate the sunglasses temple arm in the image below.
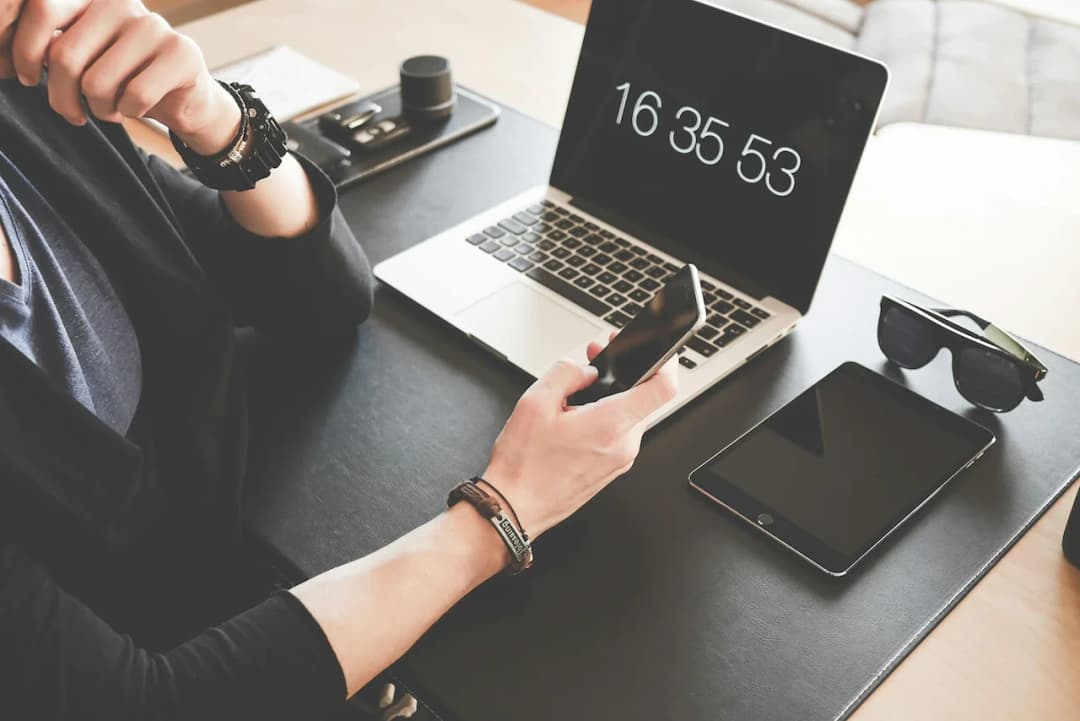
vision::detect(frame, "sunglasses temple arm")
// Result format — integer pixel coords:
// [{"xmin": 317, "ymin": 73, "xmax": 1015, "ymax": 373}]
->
[{"xmin": 931, "ymin": 307, "xmax": 992, "ymax": 329}]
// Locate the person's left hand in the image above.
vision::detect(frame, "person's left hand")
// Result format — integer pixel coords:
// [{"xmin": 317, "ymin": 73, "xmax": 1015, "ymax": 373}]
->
[{"xmin": 6, "ymin": 0, "xmax": 239, "ymax": 153}]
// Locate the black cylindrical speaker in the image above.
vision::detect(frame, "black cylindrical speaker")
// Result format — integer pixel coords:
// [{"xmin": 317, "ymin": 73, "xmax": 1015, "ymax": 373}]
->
[
  {"xmin": 1064, "ymin": 489, "xmax": 1080, "ymax": 568},
  {"xmin": 400, "ymin": 55, "xmax": 456, "ymax": 122}
]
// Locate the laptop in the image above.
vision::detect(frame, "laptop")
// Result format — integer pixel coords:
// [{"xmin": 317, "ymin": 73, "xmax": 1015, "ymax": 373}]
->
[{"xmin": 375, "ymin": 0, "xmax": 888, "ymax": 423}]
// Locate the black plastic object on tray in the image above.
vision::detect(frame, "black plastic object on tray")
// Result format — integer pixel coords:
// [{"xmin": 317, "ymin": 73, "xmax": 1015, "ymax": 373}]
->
[{"xmin": 282, "ymin": 83, "xmax": 498, "ymax": 190}]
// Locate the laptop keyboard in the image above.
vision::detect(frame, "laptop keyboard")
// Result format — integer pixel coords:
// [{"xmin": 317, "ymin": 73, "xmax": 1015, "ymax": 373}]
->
[{"xmin": 465, "ymin": 199, "xmax": 771, "ymax": 367}]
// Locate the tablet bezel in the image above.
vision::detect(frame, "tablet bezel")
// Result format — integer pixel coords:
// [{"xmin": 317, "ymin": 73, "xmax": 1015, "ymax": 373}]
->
[{"xmin": 688, "ymin": 362, "xmax": 996, "ymax": 576}]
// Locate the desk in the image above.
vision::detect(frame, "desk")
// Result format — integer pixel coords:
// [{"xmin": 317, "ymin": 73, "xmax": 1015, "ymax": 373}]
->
[{"xmin": 142, "ymin": 1, "xmax": 1080, "ymax": 718}]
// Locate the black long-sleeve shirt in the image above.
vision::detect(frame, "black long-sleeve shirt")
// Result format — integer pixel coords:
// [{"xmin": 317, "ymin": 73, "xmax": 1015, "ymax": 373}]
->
[{"xmin": 0, "ymin": 80, "xmax": 371, "ymax": 718}]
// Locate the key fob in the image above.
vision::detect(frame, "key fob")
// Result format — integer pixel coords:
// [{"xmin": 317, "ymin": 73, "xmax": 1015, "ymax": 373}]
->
[
  {"xmin": 318, "ymin": 100, "xmax": 382, "ymax": 145},
  {"xmin": 350, "ymin": 117, "xmax": 413, "ymax": 151}
]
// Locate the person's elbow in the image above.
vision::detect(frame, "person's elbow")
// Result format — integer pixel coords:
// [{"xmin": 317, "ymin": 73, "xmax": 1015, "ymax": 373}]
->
[{"xmin": 335, "ymin": 253, "xmax": 376, "ymax": 329}]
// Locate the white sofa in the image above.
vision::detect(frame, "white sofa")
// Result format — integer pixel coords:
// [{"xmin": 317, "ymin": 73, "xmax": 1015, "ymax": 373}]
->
[{"xmin": 711, "ymin": 0, "xmax": 1080, "ymax": 140}]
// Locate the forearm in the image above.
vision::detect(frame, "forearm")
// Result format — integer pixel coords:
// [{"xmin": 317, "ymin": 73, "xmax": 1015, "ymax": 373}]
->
[
  {"xmin": 220, "ymin": 154, "xmax": 322, "ymax": 238},
  {"xmin": 291, "ymin": 503, "xmax": 508, "ymax": 698}
]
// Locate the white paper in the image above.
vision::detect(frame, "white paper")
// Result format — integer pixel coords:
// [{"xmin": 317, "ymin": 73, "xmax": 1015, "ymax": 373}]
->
[{"xmin": 142, "ymin": 45, "xmax": 361, "ymax": 134}]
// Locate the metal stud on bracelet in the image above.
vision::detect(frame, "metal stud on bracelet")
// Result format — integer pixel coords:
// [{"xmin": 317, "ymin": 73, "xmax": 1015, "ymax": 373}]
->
[{"xmin": 447, "ymin": 479, "xmax": 534, "ymax": 574}]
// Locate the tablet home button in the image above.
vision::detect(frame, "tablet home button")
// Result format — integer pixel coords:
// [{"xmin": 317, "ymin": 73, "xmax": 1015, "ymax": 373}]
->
[{"xmin": 757, "ymin": 513, "xmax": 775, "ymax": 527}]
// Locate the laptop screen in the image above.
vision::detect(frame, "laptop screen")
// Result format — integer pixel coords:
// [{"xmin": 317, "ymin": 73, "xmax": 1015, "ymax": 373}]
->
[{"xmin": 550, "ymin": 0, "xmax": 887, "ymax": 313}]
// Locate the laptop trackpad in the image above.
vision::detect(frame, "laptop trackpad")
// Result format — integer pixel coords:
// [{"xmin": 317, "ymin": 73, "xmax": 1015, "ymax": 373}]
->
[{"xmin": 455, "ymin": 282, "xmax": 601, "ymax": 371}]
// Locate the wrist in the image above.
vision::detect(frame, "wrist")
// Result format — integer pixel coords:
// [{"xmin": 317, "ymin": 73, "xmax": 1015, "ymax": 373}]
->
[
  {"xmin": 172, "ymin": 80, "xmax": 243, "ymax": 156},
  {"xmin": 443, "ymin": 502, "xmax": 510, "ymax": 583},
  {"xmin": 482, "ymin": 466, "xmax": 542, "ymax": 537}
]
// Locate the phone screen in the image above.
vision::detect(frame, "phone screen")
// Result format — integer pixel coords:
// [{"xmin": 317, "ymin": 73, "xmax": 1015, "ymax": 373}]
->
[{"xmin": 570, "ymin": 265, "xmax": 704, "ymax": 405}]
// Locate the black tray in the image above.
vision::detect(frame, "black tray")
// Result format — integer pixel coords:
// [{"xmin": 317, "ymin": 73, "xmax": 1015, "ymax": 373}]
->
[{"xmin": 283, "ymin": 84, "xmax": 499, "ymax": 189}]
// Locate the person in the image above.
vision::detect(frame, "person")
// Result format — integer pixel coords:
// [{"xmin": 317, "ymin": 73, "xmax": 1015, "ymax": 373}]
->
[{"xmin": 0, "ymin": 1, "xmax": 679, "ymax": 718}]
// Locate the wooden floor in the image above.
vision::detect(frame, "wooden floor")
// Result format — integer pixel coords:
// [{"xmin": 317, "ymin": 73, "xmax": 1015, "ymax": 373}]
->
[
  {"xmin": 146, "ymin": 0, "xmax": 253, "ymax": 24},
  {"xmin": 149, "ymin": 0, "xmax": 591, "ymax": 26},
  {"xmin": 520, "ymin": 0, "xmax": 592, "ymax": 23}
]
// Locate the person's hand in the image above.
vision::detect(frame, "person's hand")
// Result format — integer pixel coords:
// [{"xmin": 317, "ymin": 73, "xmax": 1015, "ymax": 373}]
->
[
  {"xmin": 3, "ymin": 0, "xmax": 240, "ymax": 154},
  {"xmin": 482, "ymin": 338, "xmax": 679, "ymax": 538}
]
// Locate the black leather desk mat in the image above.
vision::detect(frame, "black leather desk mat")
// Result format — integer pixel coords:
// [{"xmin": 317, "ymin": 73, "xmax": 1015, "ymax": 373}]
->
[{"xmin": 243, "ymin": 101, "xmax": 1080, "ymax": 721}]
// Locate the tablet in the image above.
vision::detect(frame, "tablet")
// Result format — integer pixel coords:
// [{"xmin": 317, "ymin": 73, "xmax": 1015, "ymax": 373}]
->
[{"xmin": 689, "ymin": 362, "xmax": 995, "ymax": 575}]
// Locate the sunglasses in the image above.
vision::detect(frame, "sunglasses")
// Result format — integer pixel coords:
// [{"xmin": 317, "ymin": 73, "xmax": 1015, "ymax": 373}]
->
[{"xmin": 877, "ymin": 296, "xmax": 1047, "ymax": 412}]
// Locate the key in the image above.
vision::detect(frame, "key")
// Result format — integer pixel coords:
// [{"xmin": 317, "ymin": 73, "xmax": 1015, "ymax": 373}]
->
[
  {"xmin": 687, "ymin": 337, "xmax": 717, "ymax": 357},
  {"xmin": 606, "ymin": 293, "xmax": 627, "ymax": 306},
  {"xmin": 730, "ymin": 310, "xmax": 760, "ymax": 328},
  {"xmin": 707, "ymin": 314, "xmax": 729, "ymax": 329},
  {"xmin": 499, "ymin": 218, "xmax": 527, "ymax": 235}
]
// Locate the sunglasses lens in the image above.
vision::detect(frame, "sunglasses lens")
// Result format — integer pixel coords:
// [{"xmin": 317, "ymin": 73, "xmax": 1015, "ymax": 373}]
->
[
  {"xmin": 955, "ymin": 346, "xmax": 1026, "ymax": 412},
  {"xmin": 878, "ymin": 305, "xmax": 939, "ymax": 368}
]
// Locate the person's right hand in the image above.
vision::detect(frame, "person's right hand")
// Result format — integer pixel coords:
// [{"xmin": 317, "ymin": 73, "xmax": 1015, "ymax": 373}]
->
[{"xmin": 482, "ymin": 343, "xmax": 678, "ymax": 539}]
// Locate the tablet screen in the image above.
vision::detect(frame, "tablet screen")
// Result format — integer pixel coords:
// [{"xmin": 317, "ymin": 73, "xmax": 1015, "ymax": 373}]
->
[{"xmin": 691, "ymin": 363, "xmax": 994, "ymax": 574}]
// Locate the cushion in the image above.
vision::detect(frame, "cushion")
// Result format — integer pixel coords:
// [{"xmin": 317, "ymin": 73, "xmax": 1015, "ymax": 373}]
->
[
  {"xmin": 857, "ymin": 0, "xmax": 1080, "ymax": 140},
  {"xmin": 707, "ymin": 0, "xmax": 859, "ymax": 48}
]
